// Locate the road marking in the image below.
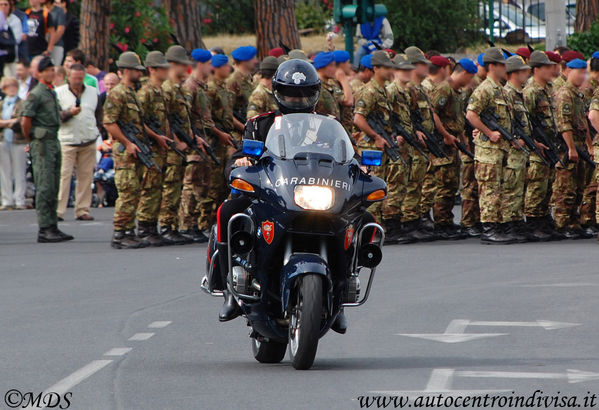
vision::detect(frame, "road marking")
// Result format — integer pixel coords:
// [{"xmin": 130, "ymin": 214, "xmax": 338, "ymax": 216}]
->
[
  {"xmin": 23, "ymin": 360, "xmax": 112, "ymax": 410},
  {"xmin": 521, "ymin": 282, "xmax": 599, "ymax": 288},
  {"xmin": 128, "ymin": 332, "xmax": 154, "ymax": 341},
  {"xmin": 457, "ymin": 369, "xmax": 599, "ymax": 384},
  {"xmin": 469, "ymin": 320, "xmax": 580, "ymax": 330},
  {"xmin": 397, "ymin": 319, "xmax": 507, "ymax": 343},
  {"xmin": 103, "ymin": 347, "xmax": 132, "ymax": 356},
  {"xmin": 148, "ymin": 321, "xmax": 172, "ymax": 328}
]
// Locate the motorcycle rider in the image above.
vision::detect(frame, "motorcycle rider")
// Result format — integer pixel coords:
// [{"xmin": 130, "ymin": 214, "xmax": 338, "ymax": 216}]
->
[{"xmin": 215, "ymin": 59, "xmax": 374, "ymax": 334}]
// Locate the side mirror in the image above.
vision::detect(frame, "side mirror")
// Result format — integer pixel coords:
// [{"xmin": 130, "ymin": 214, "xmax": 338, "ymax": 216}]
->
[
  {"xmin": 361, "ymin": 150, "xmax": 383, "ymax": 167},
  {"xmin": 242, "ymin": 139, "xmax": 264, "ymax": 157}
]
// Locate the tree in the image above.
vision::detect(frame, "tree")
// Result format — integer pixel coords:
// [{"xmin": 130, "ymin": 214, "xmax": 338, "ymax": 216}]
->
[
  {"xmin": 164, "ymin": 0, "xmax": 206, "ymax": 50},
  {"xmin": 254, "ymin": 0, "xmax": 301, "ymax": 58},
  {"xmin": 575, "ymin": 0, "xmax": 599, "ymax": 33},
  {"xmin": 80, "ymin": 0, "xmax": 112, "ymax": 70}
]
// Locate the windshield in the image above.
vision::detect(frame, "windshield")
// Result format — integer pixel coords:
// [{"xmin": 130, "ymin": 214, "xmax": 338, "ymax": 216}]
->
[{"xmin": 265, "ymin": 113, "xmax": 355, "ymax": 163}]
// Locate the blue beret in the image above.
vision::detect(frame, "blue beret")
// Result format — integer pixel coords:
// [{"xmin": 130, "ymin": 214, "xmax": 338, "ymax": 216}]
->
[
  {"xmin": 232, "ymin": 45, "xmax": 257, "ymax": 61},
  {"xmin": 191, "ymin": 48, "xmax": 212, "ymax": 63},
  {"xmin": 477, "ymin": 53, "xmax": 485, "ymax": 66},
  {"xmin": 212, "ymin": 54, "xmax": 229, "ymax": 68},
  {"xmin": 459, "ymin": 58, "xmax": 477, "ymax": 74},
  {"xmin": 592, "ymin": 51, "xmax": 599, "ymax": 60},
  {"xmin": 313, "ymin": 52, "xmax": 334, "ymax": 69},
  {"xmin": 567, "ymin": 58, "xmax": 587, "ymax": 69},
  {"xmin": 333, "ymin": 50, "xmax": 350, "ymax": 63},
  {"xmin": 360, "ymin": 54, "xmax": 373, "ymax": 69}
]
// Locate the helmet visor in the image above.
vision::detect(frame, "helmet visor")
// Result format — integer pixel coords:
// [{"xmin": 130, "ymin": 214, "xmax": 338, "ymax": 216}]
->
[{"xmin": 274, "ymin": 84, "xmax": 321, "ymax": 112}]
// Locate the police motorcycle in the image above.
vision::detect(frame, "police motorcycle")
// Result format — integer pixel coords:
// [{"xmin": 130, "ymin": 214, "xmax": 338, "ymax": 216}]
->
[{"xmin": 201, "ymin": 112, "xmax": 387, "ymax": 370}]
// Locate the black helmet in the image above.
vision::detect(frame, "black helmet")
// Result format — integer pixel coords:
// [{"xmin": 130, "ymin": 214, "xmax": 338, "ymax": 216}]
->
[{"xmin": 273, "ymin": 59, "xmax": 321, "ymax": 114}]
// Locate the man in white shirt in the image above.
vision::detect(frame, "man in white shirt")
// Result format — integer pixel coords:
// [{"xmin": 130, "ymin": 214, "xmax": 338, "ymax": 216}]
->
[
  {"xmin": 16, "ymin": 59, "xmax": 31, "ymax": 99},
  {"xmin": 56, "ymin": 63, "xmax": 101, "ymax": 220}
]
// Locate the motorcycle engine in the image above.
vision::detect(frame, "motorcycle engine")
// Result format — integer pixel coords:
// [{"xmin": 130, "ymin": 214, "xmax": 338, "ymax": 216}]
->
[
  {"xmin": 232, "ymin": 266, "xmax": 252, "ymax": 295},
  {"xmin": 344, "ymin": 276, "xmax": 361, "ymax": 303}
]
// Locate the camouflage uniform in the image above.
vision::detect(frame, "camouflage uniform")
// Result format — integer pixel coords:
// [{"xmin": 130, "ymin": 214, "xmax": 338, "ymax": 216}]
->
[
  {"xmin": 419, "ymin": 80, "xmax": 438, "ymax": 219},
  {"xmin": 246, "ymin": 82, "xmax": 277, "ymax": 119},
  {"xmin": 421, "ymin": 77, "xmax": 438, "ymax": 95},
  {"xmin": 523, "ymin": 79, "xmax": 557, "ymax": 218},
  {"xmin": 590, "ymin": 89, "xmax": 599, "ymax": 224},
  {"xmin": 580, "ymin": 77, "xmax": 599, "ymax": 227},
  {"xmin": 552, "ymin": 73, "xmax": 567, "ymax": 94},
  {"xmin": 502, "ymin": 81, "xmax": 529, "ymax": 223},
  {"xmin": 206, "ymin": 77, "xmax": 235, "ymax": 220},
  {"xmin": 179, "ymin": 75, "xmax": 214, "ymax": 231},
  {"xmin": 103, "ymin": 83, "xmax": 146, "ymax": 231},
  {"xmin": 226, "ymin": 68, "xmax": 254, "ymax": 126},
  {"xmin": 316, "ymin": 79, "xmax": 341, "ymax": 120},
  {"xmin": 136, "ymin": 82, "xmax": 168, "ymax": 225},
  {"xmin": 467, "ymin": 77, "xmax": 513, "ymax": 223},
  {"xmin": 430, "ymin": 79, "xmax": 463, "ymax": 225},
  {"xmin": 350, "ymin": 77, "xmax": 365, "ymax": 98},
  {"xmin": 354, "ymin": 78, "xmax": 400, "ymax": 223},
  {"xmin": 459, "ymin": 84, "xmax": 480, "ymax": 228},
  {"xmin": 160, "ymin": 78, "xmax": 189, "ymax": 230},
  {"xmin": 329, "ymin": 78, "xmax": 354, "ymax": 134},
  {"xmin": 552, "ymin": 81, "xmax": 591, "ymax": 230}
]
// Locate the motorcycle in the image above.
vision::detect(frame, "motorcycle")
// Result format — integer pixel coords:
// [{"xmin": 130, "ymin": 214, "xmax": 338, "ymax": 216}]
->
[{"xmin": 202, "ymin": 113, "xmax": 386, "ymax": 370}]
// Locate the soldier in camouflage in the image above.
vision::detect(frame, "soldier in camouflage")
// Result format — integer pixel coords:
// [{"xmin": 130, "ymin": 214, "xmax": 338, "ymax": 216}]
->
[
  {"xmin": 587, "ymin": 65, "xmax": 599, "ymax": 242},
  {"xmin": 552, "ymin": 58, "xmax": 594, "ymax": 239},
  {"xmin": 314, "ymin": 52, "xmax": 342, "ymax": 120},
  {"xmin": 103, "ymin": 52, "xmax": 148, "ymax": 249},
  {"xmin": 246, "ymin": 56, "xmax": 279, "ymax": 119},
  {"xmin": 350, "ymin": 54, "xmax": 373, "ymax": 99},
  {"xmin": 226, "ymin": 45, "xmax": 257, "ymax": 132},
  {"xmin": 332, "ymin": 50, "xmax": 355, "ymax": 134}
]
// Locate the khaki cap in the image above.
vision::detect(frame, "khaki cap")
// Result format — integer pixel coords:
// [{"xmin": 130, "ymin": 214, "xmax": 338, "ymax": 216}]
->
[
  {"xmin": 482, "ymin": 47, "xmax": 506, "ymax": 64},
  {"xmin": 116, "ymin": 51, "xmax": 145, "ymax": 70},
  {"xmin": 528, "ymin": 50, "xmax": 556, "ymax": 67},
  {"xmin": 393, "ymin": 54, "xmax": 415, "ymax": 70},
  {"xmin": 144, "ymin": 51, "xmax": 170, "ymax": 68},
  {"xmin": 370, "ymin": 50, "xmax": 397, "ymax": 68},
  {"xmin": 260, "ymin": 56, "xmax": 280, "ymax": 71},
  {"xmin": 165, "ymin": 45, "xmax": 193, "ymax": 65},
  {"xmin": 506, "ymin": 55, "xmax": 530, "ymax": 73},
  {"xmin": 405, "ymin": 46, "xmax": 429, "ymax": 65}
]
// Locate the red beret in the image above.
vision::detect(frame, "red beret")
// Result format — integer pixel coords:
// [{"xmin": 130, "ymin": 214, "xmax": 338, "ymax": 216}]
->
[
  {"xmin": 385, "ymin": 48, "xmax": 396, "ymax": 58},
  {"xmin": 430, "ymin": 55, "xmax": 450, "ymax": 68},
  {"xmin": 268, "ymin": 47, "xmax": 284, "ymax": 58},
  {"xmin": 561, "ymin": 50, "xmax": 584, "ymax": 62},
  {"xmin": 516, "ymin": 47, "xmax": 531, "ymax": 59},
  {"xmin": 545, "ymin": 51, "xmax": 561, "ymax": 64}
]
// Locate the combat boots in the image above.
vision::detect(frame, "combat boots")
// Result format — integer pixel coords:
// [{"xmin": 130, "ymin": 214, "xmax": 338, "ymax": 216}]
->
[
  {"xmin": 179, "ymin": 226, "xmax": 209, "ymax": 243},
  {"xmin": 111, "ymin": 230, "xmax": 144, "ymax": 249},
  {"xmin": 38, "ymin": 225, "xmax": 74, "ymax": 243},
  {"xmin": 525, "ymin": 217, "xmax": 552, "ymax": 242},
  {"xmin": 480, "ymin": 223, "xmax": 517, "ymax": 244},
  {"xmin": 159, "ymin": 226, "xmax": 187, "ymax": 245},
  {"xmin": 502, "ymin": 222, "xmax": 528, "ymax": 243},
  {"xmin": 137, "ymin": 222, "xmax": 164, "ymax": 247},
  {"xmin": 420, "ymin": 213, "xmax": 435, "ymax": 231},
  {"xmin": 403, "ymin": 219, "xmax": 435, "ymax": 242},
  {"xmin": 462, "ymin": 224, "xmax": 482, "ymax": 238},
  {"xmin": 539, "ymin": 215, "xmax": 565, "ymax": 241}
]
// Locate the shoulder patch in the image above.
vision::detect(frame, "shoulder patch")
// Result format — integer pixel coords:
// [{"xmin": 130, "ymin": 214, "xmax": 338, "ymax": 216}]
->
[
  {"xmin": 357, "ymin": 100, "xmax": 365, "ymax": 107},
  {"xmin": 563, "ymin": 103, "xmax": 571, "ymax": 114}
]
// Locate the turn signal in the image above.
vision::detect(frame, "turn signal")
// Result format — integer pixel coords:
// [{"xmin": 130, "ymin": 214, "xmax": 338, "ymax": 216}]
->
[
  {"xmin": 366, "ymin": 189, "xmax": 386, "ymax": 201},
  {"xmin": 231, "ymin": 178, "xmax": 255, "ymax": 193}
]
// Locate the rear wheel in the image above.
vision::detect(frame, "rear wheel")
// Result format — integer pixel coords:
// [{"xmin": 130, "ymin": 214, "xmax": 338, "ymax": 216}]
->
[
  {"xmin": 288, "ymin": 274, "xmax": 323, "ymax": 370},
  {"xmin": 251, "ymin": 335, "xmax": 287, "ymax": 363}
]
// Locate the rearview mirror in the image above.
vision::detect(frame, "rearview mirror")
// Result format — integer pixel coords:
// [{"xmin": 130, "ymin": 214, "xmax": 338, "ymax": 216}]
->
[
  {"xmin": 242, "ymin": 139, "xmax": 264, "ymax": 157},
  {"xmin": 361, "ymin": 150, "xmax": 383, "ymax": 166}
]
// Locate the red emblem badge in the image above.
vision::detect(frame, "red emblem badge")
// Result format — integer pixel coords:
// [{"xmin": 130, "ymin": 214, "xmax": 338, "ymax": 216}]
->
[
  {"xmin": 262, "ymin": 221, "xmax": 274, "ymax": 245},
  {"xmin": 344, "ymin": 225, "xmax": 354, "ymax": 250}
]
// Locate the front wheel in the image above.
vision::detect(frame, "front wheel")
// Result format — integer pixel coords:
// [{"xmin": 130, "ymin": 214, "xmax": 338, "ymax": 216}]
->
[
  {"xmin": 288, "ymin": 274, "xmax": 323, "ymax": 370},
  {"xmin": 251, "ymin": 335, "xmax": 287, "ymax": 363}
]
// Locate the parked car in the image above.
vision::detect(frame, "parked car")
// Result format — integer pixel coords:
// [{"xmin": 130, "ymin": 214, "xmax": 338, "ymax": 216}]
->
[{"xmin": 480, "ymin": 2, "xmax": 546, "ymax": 41}]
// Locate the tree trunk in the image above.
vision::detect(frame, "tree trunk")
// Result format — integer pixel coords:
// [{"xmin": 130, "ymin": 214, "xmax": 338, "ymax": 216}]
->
[
  {"xmin": 254, "ymin": 0, "xmax": 301, "ymax": 59},
  {"xmin": 80, "ymin": 0, "xmax": 111, "ymax": 70},
  {"xmin": 164, "ymin": 0, "xmax": 205, "ymax": 50},
  {"xmin": 575, "ymin": 0, "xmax": 599, "ymax": 33}
]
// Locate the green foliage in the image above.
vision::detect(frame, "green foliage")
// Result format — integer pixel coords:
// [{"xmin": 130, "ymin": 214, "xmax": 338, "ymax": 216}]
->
[
  {"xmin": 109, "ymin": 0, "xmax": 172, "ymax": 62},
  {"xmin": 385, "ymin": 0, "xmax": 482, "ymax": 52},
  {"xmin": 296, "ymin": 0, "xmax": 333, "ymax": 33},
  {"xmin": 201, "ymin": 0, "xmax": 255, "ymax": 35},
  {"xmin": 567, "ymin": 20, "xmax": 599, "ymax": 57}
]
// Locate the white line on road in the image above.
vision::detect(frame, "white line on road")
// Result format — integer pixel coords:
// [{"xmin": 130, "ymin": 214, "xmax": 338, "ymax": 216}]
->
[
  {"xmin": 148, "ymin": 321, "xmax": 172, "ymax": 328},
  {"xmin": 128, "ymin": 332, "xmax": 154, "ymax": 341},
  {"xmin": 23, "ymin": 360, "xmax": 112, "ymax": 410},
  {"xmin": 397, "ymin": 319, "xmax": 507, "ymax": 343},
  {"xmin": 521, "ymin": 282, "xmax": 599, "ymax": 287},
  {"xmin": 457, "ymin": 369, "xmax": 599, "ymax": 384},
  {"xmin": 469, "ymin": 320, "xmax": 580, "ymax": 330},
  {"xmin": 103, "ymin": 347, "xmax": 132, "ymax": 356}
]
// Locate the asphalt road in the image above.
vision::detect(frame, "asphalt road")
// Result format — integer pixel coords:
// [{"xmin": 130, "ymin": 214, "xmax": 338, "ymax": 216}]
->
[{"xmin": 2, "ymin": 207, "xmax": 599, "ymax": 410}]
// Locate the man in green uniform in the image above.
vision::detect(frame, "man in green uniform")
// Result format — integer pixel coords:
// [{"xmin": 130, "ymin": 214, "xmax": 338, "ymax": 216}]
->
[
  {"xmin": 332, "ymin": 50, "xmax": 355, "ymax": 133},
  {"xmin": 21, "ymin": 56, "xmax": 73, "ymax": 243},
  {"xmin": 103, "ymin": 52, "xmax": 147, "ymax": 249},
  {"xmin": 350, "ymin": 54, "xmax": 374, "ymax": 98},
  {"xmin": 587, "ymin": 66, "xmax": 599, "ymax": 242},
  {"xmin": 315, "ymin": 52, "xmax": 342, "ymax": 120},
  {"xmin": 466, "ymin": 47, "xmax": 518, "ymax": 244},
  {"xmin": 136, "ymin": 51, "xmax": 172, "ymax": 247},
  {"xmin": 226, "ymin": 45, "xmax": 257, "ymax": 131},
  {"xmin": 552, "ymin": 58, "xmax": 594, "ymax": 238},
  {"xmin": 431, "ymin": 59, "xmax": 475, "ymax": 240},
  {"xmin": 246, "ymin": 56, "xmax": 279, "ymax": 119},
  {"xmin": 523, "ymin": 51, "xmax": 561, "ymax": 240},
  {"xmin": 353, "ymin": 50, "xmax": 402, "ymax": 243}
]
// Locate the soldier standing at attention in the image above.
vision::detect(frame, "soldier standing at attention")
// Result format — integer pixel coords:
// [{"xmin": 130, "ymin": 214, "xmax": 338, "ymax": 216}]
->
[
  {"xmin": 502, "ymin": 56, "xmax": 534, "ymax": 243},
  {"xmin": 135, "ymin": 51, "xmax": 172, "ymax": 247},
  {"xmin": 314, "ymin": 52, "xmax": 342, "ymax": 120},
  {"xmin": 21, "ymin": 56, "xmax": 74, "ymax": 243},
  {"xmin": 552, "ymin": 58, "xmax": 594, "ymax": 239},
  {"xmin": 421, "ymin": 55, "xmax": 450, "ymax": 95},
  {"xmin": 466, "ymin": 47, "xmax": 518, "ymax": 244},
  {"xmin": 246, "ymin": 56, "xmax": 279, "ymax": 119},
  {"xmin": 471, "ymin": 53, "xmax": 487, "ymax": 90},
  {"xmin": 430, "ymin": 58, "xmax": 476, "ymax": 240},
  {"xmin": 160, "ymin": 45, "xmax": 196, "ymax": 245},
  {"xmin": 331, "ymin": 50, "xmax": 355, "ymax": 134},
  {"xmin": 523, "ymin": 51, "xmax": 561, "ymax": 241},
  {"xmin": 102, "ymin": 52, "xmax": 147, "ymax": 249},
  {"xmin": 226, "ymin": 45, "xmax": 257, "ymax": 130},
  {"xmin": 178, "ymin": 48, "xmax": 215, "ymax": 243},
  {"xmin": 353, "ymin": 50, "xmax": 399, "ymax": 241},
  {"xmin": 587, "ymin": 63, "xmax": 599, "ymax": 242},
  {"xmin": 350, "ymin": 54, "xmax": 374, "ymax": 98}
]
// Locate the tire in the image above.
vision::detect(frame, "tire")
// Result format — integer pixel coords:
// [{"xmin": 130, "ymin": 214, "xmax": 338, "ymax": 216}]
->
[
  {"xmin": 251, "ymin": 336, "xmax": 287, "ymax": 363},
  {"xmin": 288, "ymin": 274, "xmax": 323, "ymax": 370}
]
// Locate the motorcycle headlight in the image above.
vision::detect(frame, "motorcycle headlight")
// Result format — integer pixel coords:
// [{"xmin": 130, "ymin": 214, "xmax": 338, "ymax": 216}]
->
[{"xmin": 294, "ymin": 185, "xmax": 334, "ymax": 210}]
